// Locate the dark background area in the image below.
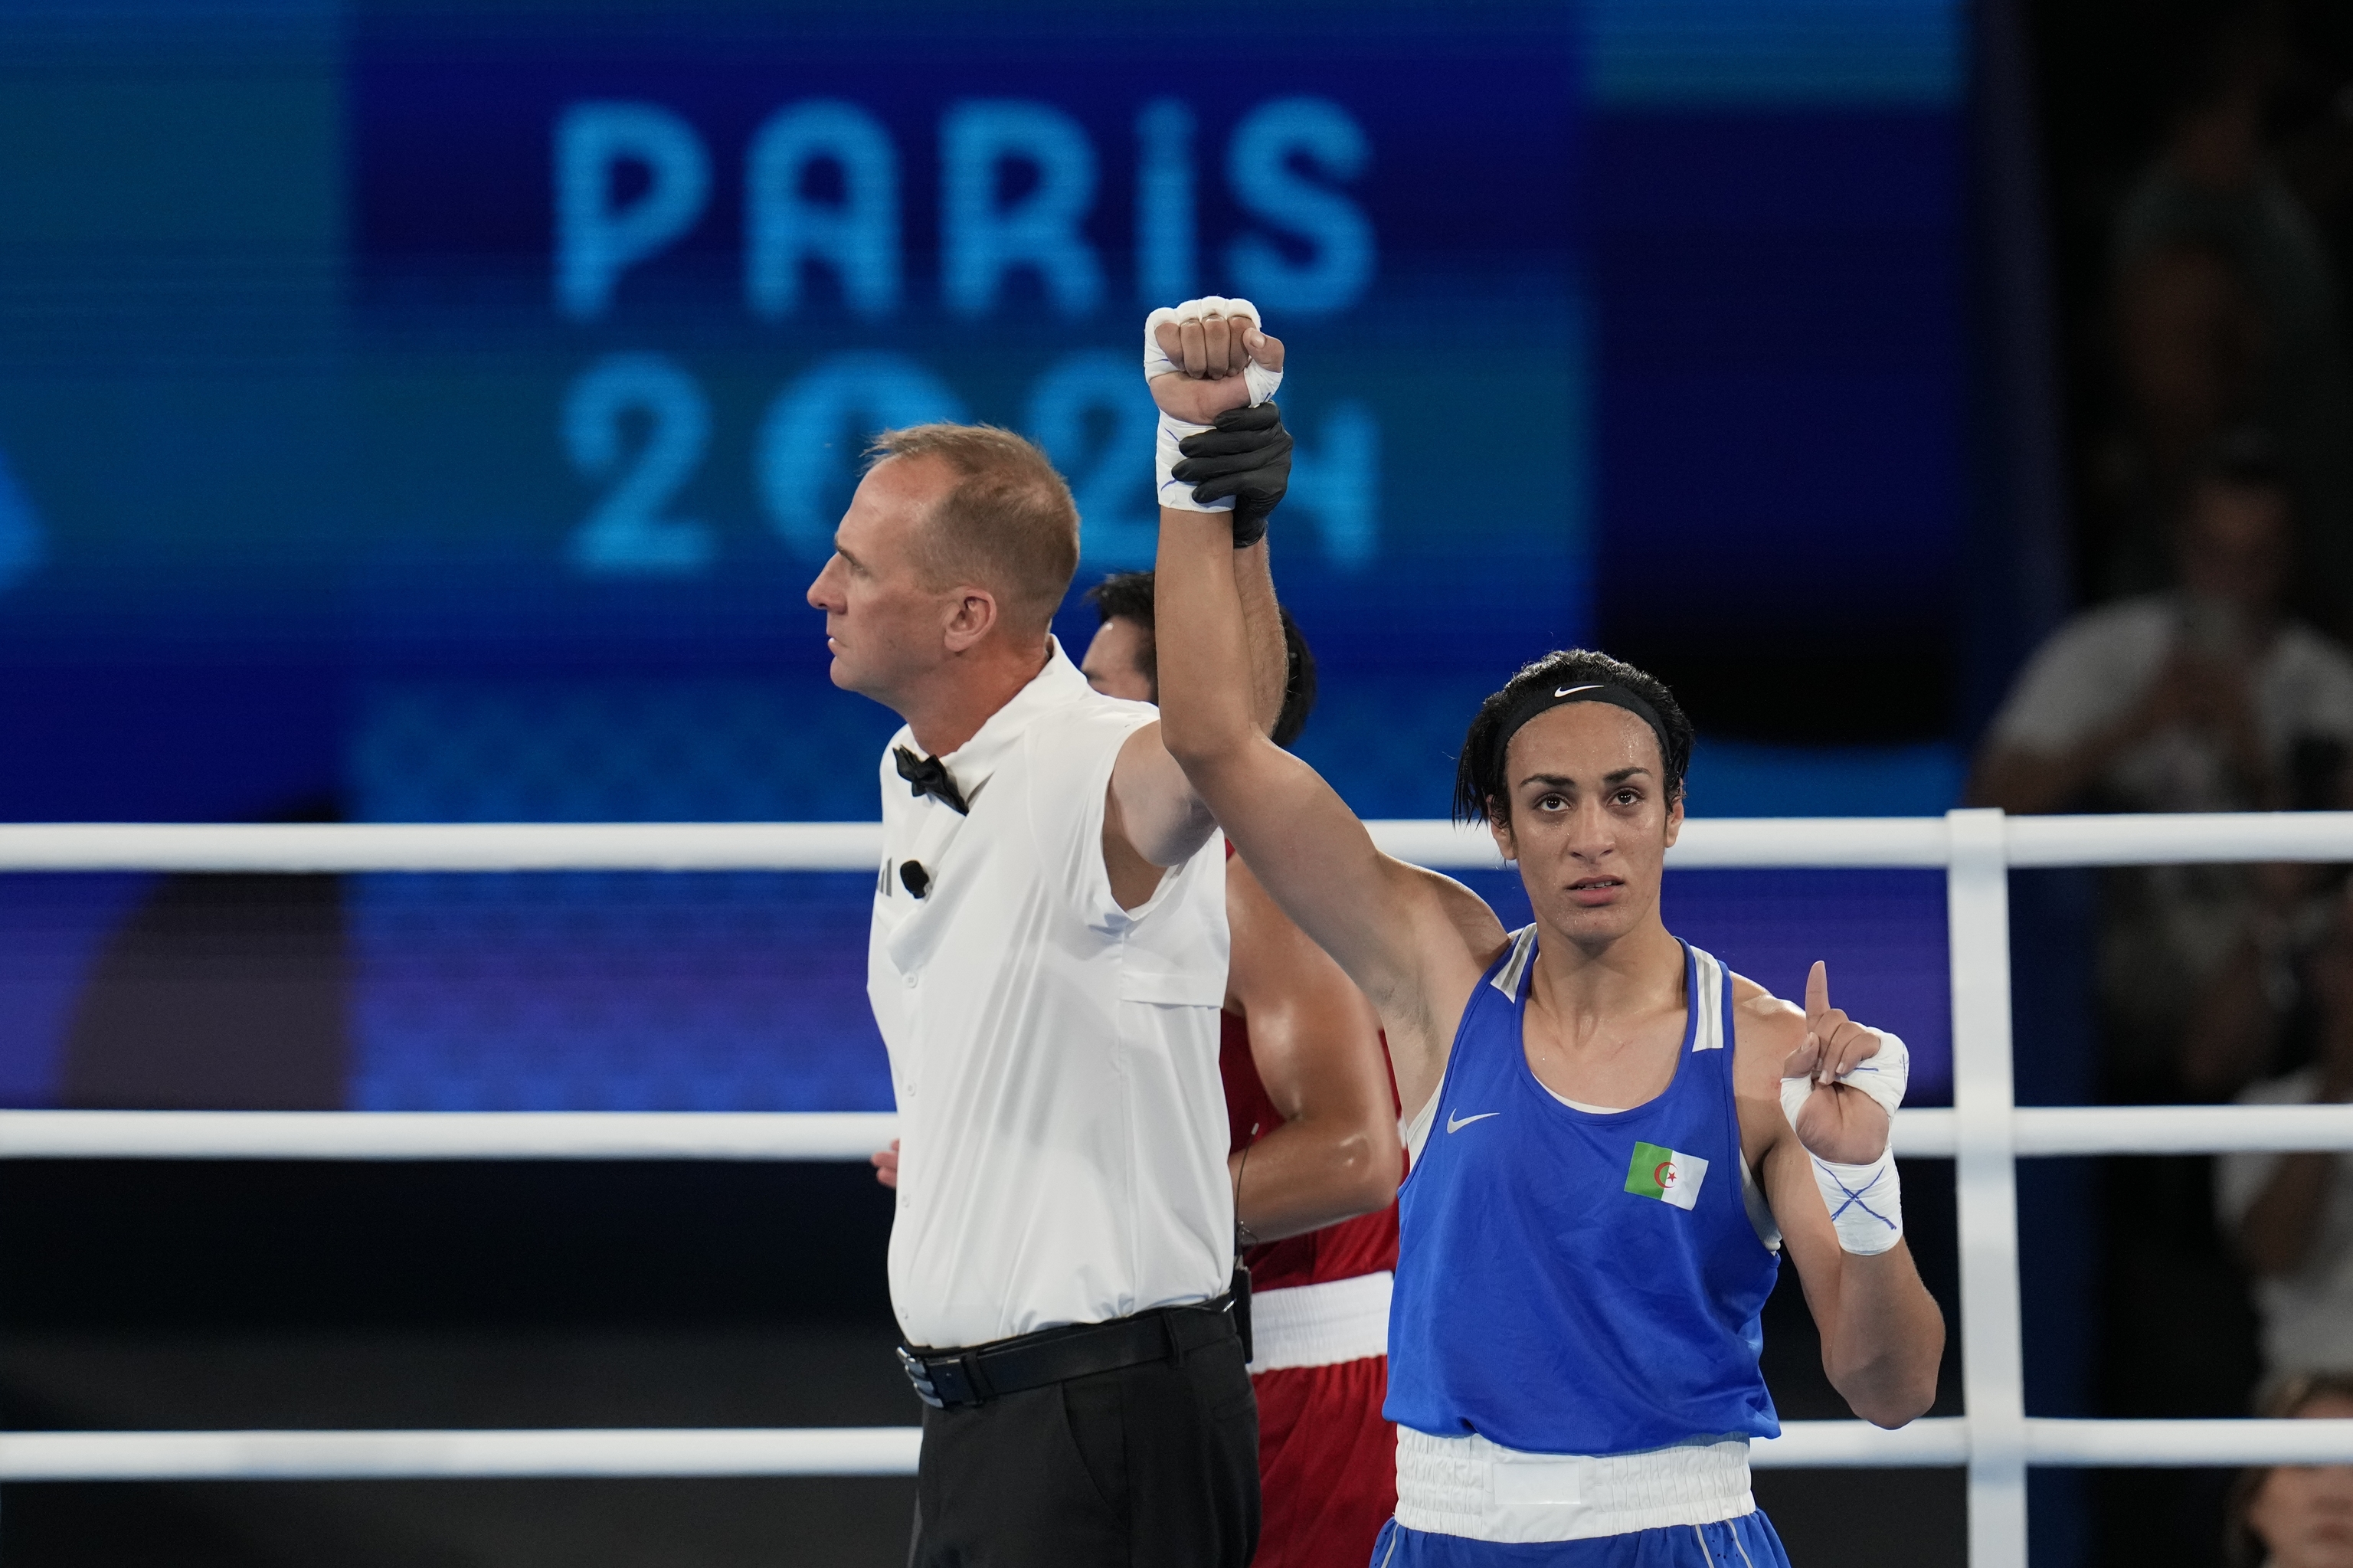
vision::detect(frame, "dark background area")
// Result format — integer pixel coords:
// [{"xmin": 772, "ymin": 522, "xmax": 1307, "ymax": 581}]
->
[{"xmin": 2019, "ymin": 4, "xmax": 2353, "ymax": 1566}]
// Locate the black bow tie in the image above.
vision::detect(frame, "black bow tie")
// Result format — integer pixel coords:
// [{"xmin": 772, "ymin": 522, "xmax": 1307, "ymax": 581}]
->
[{"xmin": 894, "ymin": 745, "xmax": 970, "ymax": 815}]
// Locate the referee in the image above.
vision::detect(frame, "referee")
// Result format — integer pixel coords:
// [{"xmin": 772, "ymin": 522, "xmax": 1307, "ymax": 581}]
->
[{"xmin": 806, "ymin": 416, "xmax": 1292, "ymax": 1567}]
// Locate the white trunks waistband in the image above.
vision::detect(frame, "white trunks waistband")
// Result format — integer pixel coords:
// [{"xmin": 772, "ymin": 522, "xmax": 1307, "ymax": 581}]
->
[
  {"xmin": 1246, "ymin": 1271, "xmax": 1392, "ymax": 1373},
  {"xmin": 1394, "ymin": 1426, "xmax": 1754, "ymax": 1543}
]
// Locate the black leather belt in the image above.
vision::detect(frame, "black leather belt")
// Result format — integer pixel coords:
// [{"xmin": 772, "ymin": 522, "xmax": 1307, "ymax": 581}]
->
[{"xmin": 898, "ymin": 1294, "xmax": 1241, "ymax": 1410}]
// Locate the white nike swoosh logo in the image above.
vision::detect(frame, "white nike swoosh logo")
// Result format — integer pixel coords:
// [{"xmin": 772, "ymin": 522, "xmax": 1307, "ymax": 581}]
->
[
  {"xmin": 1446, "ymin": 1110, "xmax": 1500, "ymax": 1134},
  {"xmin": 1553, "ymin": 683, "xmax": 1601, "ymax": 698}
]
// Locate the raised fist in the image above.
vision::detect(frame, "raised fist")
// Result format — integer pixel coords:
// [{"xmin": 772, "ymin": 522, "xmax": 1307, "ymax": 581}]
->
[{"xmin": 1145, "ymin": 296, "xmax": 1285, "ymax": 424}]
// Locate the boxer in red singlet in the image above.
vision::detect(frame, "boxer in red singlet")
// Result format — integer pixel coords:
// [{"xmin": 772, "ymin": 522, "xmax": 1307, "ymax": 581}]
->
[
  {"xmin": 1082, "ymin": 573, "xmax": 1404, "ymax": 1568},
  {"xmin": 873, "ymin": 572, "xmax": 1404, "ymax": 1566}
]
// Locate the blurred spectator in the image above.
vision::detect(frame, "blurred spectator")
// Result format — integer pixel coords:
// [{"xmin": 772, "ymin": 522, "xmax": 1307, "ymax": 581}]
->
[
  {"xmin": 2097, "ymin": 13, "xmax": 2353, "ymax": 629},
  {"xmin": 2223, "ymin": 1372, "xmax": 2353, "ymax": 1568},
  {"xmin": 1975, "ymin": 441, "xmax": 2353, "ymax": 1563},
  {"xmin": 2220, "ymin": 897, "xmax": 2353, "ymax": 1376},
  {"xmin": 2106, "ymin": 243, "xmax": 2270, "ymax": 596},
  {"xmin": 1974, "ymin": 444, "xmax": 2353, "ymax": 1098}
]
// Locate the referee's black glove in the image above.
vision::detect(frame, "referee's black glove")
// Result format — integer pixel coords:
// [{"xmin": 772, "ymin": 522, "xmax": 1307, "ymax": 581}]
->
[{"xmin": 1174, "ymin": 401, "xmax": 1293, "ymax": 548}]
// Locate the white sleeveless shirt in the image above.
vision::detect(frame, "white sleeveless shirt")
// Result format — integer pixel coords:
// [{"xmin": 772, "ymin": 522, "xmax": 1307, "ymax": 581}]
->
[{"xmin": 869, "ymin": 640, "xmax": 1233, "ymax": 1350}]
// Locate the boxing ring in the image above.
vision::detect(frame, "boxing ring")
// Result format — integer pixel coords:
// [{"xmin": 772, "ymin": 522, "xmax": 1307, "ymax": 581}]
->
[{"xmin": 5, "ymin": 807, "xmax": 2353, "ymax": 1568}]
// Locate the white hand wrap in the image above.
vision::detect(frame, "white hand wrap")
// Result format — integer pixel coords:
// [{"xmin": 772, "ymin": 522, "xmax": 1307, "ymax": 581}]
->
[
  {"xmin": 1144, "ymin": 296, "xmax": 1282, "ymax": 513},
  {"xmin": 1779, "ymin": 1028, "xmax": 1910, "ymax": 1256}
]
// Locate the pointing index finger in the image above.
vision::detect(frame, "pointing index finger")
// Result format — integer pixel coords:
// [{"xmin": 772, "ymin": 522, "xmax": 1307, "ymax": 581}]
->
[{"xmin": 1805, "ymin": 960, "xmax": 1828, "ymax": 1023}]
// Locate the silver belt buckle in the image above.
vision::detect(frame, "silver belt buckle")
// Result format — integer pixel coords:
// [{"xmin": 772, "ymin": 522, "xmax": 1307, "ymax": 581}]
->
[{"xmin": 896, "ymin": 1346, "xmax": 944, "ymax": 1409}]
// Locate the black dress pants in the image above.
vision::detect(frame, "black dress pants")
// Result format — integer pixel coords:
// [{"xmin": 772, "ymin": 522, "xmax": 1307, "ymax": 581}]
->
[{"xmin": 907, "ymin": 1325, "xmax": 1260, "ymax": 1568}]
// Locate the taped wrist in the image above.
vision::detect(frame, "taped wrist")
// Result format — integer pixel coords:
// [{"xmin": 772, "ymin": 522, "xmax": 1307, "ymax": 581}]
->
[
  {"xmin": 1810, "ymin": 1148, "xmax": 1903, "ymax": 1255},
  {"xmin": 1157, "ymin": 410, "xmax": 1227, "ymax": 516},
  {"xmin": 1779, "ymin": 1026, "xmax": 1911, "ymax": 1255},
  {"xmin": 1154, "ymin": 412, "xmax": 1278, "ymax": 547}
]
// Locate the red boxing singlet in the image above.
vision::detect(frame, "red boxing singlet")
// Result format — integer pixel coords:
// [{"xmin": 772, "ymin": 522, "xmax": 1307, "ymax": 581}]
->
[
  {"xmin": 1220, "ymin": 1009, "xmax": 1399, "ymax": 1568},
  {"xmin": 1221, "ymin": 1011, "xmax": 1400, "ymax": 1288}
]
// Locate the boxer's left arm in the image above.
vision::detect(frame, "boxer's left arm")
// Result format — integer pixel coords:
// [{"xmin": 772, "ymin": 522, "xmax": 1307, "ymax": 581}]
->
[
  {"xmin": 1226, "ymin": 855, "xmax": 1401, "ymax": 1242},
  {"xmin": 1735, "ymin": 969, "xmax": 1944, "ymax": 1429}
]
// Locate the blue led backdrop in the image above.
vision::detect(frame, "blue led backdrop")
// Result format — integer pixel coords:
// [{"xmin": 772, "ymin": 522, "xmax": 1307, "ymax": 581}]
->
[{"xmin": 0, "ymin": 0, "xmax": 1965, "ymax": 1111}]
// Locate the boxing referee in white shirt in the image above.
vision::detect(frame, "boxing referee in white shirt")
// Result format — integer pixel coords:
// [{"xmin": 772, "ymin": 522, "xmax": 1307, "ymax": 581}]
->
[{"xmin": 806, "ymin": 347, "xmax": 1294, "ymax": 1566}]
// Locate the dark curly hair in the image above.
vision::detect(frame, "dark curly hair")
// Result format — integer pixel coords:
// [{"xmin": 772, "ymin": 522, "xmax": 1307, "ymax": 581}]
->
[
  {"xmin": 1452, "ymin": 649, "xmax": 1694, "ymax": 827},
  {"xmin": 1084, "ymin": 570, "xmax": 1319, "ymax": 748}
]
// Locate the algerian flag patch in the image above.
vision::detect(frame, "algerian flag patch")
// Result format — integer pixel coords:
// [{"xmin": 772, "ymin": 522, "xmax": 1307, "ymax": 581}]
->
[{"xmin": 1625, "ymin": 1141, "xmax": 1708, "ymax": 1211}]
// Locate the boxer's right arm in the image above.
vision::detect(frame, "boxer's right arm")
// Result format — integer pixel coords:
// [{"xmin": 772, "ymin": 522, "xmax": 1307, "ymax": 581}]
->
[{"xmin": 1154, "ymin": 497, "xmax": 1499, "ymax": 1115}]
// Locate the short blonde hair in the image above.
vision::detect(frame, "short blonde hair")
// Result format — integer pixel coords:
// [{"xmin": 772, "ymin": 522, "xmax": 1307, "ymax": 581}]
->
[{"xmin": 868, "ymin": 424, "xmax": 1080, "ymax": 633}]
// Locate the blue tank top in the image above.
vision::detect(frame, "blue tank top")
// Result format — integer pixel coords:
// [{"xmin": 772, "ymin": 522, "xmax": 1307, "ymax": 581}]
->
[{"xmin": 1384, "ymin": 930, "xmax": 1782, "ymax": 1455}]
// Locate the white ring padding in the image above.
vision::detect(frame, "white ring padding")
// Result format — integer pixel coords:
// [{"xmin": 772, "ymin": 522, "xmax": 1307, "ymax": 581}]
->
[
  {"xmin": 0, "ymin": 1105, "xmax": 2344, "ymax": 1161},
  {"xmin": 0, "ymin": 1111, "xmax": 899, "ymax": 1160},
  {"xmin": 2004, "ymin": 810, "xmax": 2353, "ymax": 867},
  {"xmin": 1755, "ymin": 1417, "xmax": 2353, "ymax": 1470},
  {"xmin": 2021, "ymin": 1418, "xmax": 2353, "ymax": 1467},
  {"xmin": 1, "ymin": 1417, "xmax": 2343, "ymax": 1481},
  {"xmin": 0, "ymin": 1426, "xmax": 923, "ymax": 1481},
  {"xmin": 2010, "ymin": 1103, "xmax": 2353, "ymax": 1154},
  {"xmin": 1666, "ymin": 818, "xmax": 1967, "ymax": 868},
  {"xmin": 1884, "ymin": 1104, "xmax": 2353, "ymax": 1160},
  {"xmin": 1753, "ymin": 1417, "xmax": 1968, "ymax": 1468},
  {"xmin": 7, "ymin": 812, "xmax": 2353, "ymax": 873},
  {"xmin": 0, "ymin": 821, "xmax": 886, "ymax": 872}
]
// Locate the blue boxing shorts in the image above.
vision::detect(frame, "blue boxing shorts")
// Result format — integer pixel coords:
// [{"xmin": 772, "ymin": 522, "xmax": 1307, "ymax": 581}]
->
[{"xmin": 1370, "ymin": 1512, "xmax": 1792, "ymax": 1568}]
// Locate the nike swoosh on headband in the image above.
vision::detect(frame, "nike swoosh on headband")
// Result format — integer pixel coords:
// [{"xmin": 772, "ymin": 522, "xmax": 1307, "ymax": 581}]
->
[
  {"xmin": 1553, "ymin": 684, "xmax": 1602, "ymax": 698},
  {"xmin": 1446, "ymin": 1110, "xmax": 1500, "ymax": 1134}
]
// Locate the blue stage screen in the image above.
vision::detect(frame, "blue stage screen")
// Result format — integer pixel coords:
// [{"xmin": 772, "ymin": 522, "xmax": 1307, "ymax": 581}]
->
[{"xmin": 0, "ymin": 0, "xmax": 1965, "ymax": 1110}]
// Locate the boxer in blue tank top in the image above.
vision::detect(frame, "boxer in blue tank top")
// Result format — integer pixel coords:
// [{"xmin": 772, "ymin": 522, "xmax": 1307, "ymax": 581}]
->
[{"xmin": 1148, "ymin": 450, "xmax": 1947, "ymax": 1564}]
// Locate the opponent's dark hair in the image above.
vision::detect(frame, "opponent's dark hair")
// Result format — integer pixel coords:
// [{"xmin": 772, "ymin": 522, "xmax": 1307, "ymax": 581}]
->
[
  {"xmin": 1081, "ymin": 569, "xmax": 1318, "ymax": 748},
  {"xmin": 1084, "ymin": 571, "xmax": 1158, "ymax": 685},
  {"xmin": 1452, "ymin": 649, "xmax": 1694, "ymax": 827},
  {"xmin": 1271, "ymin": 607, "xmax": 1318, "ymax": 749},
  {"xmin": 1085, "ymin": 570, "xmax": 1157, "ymax": 630}
]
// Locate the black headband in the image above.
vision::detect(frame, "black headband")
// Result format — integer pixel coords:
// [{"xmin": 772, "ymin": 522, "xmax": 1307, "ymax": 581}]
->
[{"xmin": 1491, "ymin": 681, "xmax": 1674, "ymax": 786}]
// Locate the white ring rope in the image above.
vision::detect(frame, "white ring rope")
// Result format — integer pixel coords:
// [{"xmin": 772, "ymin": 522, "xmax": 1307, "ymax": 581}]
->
[
  {"xmin": 2, "ymin": 1418, "xmax": 2347, "ymax": 1480},
  {"xmin": 0, "ymin": 1111, "xmax": 902, "ymax": 1160},
  {"xmin": 0, "ymin": 821, "xmax": 889, "ymax": 873},
  {"xmin": 0, "ymin": 1427, "xmax": 925, "ymax": 1481},
  {"xmin": 5, "ymin": 810, "xmax": 2352, "ymax": 1521},
  {"xmin": 1889, "ymin": 1105, "xmax": 2353, "ymax": 1159},
  {"xmin": 7, "ymin": 811, "xmax": 2353, "ymax": 872},
  {"xmin": 2, "ymin": 1106, "xmax": 2351, "ymax": 1161}
]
